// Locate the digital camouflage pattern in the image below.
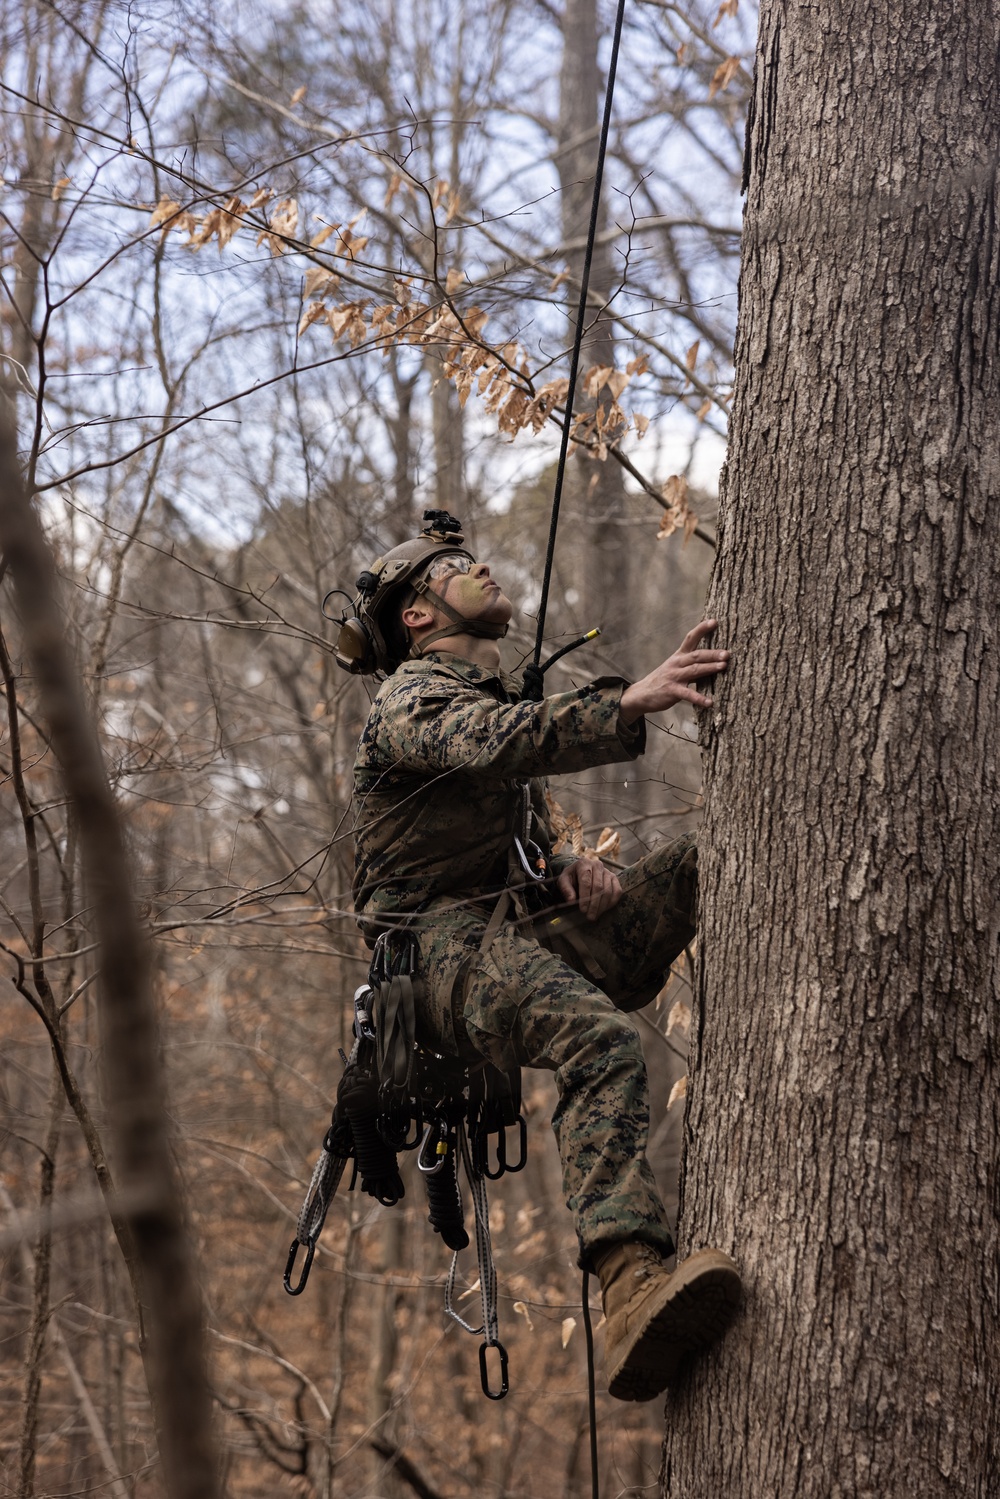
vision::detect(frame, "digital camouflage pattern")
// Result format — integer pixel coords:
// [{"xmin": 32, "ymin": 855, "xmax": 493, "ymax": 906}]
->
[
  {"xmin": 352, "ymin": 651, "xmax": 697, "ymax": 1264},
  {"xmin": 352, "ymin": 654, "xmax": 643, "ymax": 933}
]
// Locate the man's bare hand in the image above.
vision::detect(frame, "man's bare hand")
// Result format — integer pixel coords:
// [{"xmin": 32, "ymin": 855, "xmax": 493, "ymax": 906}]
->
[
  {"xmin": 619, "ymin": 619, "xmax": 730, "ymax": 725},
  {"xmin": 557, "ymin": 856, "xmax": 623, "ymax": 922}
]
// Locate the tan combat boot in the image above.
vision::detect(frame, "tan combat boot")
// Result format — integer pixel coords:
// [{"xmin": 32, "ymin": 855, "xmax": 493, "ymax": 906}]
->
[{"xmin": 595, "ymin": 1241, "xmax": 742, "ymax": 1401}]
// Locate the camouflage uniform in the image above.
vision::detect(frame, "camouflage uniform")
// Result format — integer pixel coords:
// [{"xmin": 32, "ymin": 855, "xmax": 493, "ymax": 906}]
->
[{"xmin": 353, "ymin": 653, "xmax": 697, "ymax": 1265}]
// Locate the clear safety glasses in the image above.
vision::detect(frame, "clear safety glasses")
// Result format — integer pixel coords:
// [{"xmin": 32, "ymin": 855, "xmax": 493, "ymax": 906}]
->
[{"xmin": 425, "ymin": 554, "xmax": 475, "ymax": 581}]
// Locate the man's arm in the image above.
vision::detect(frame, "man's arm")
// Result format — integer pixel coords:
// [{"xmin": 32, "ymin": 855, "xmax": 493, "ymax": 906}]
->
[
  {"xmin": 564, "ymin": 619, "xmax": 730, "ymax": 920},
  {"xmin": 619, "ymin": 619, "xmax": 730, "ymax": 726},
  {"xmin": 370, "ymin": 671, "xmax": 643, "ymax": 781}
]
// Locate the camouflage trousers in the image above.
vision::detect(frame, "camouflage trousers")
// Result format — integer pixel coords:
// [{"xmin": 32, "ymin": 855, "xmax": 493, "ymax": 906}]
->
[{"xmin": 412, "ymin": 834, "xmax": 698, "ymax": 1267}]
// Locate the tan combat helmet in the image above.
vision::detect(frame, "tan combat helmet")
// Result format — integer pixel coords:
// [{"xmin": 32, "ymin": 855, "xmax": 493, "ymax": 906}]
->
[{"xmin": 330, "ymin": 510, "xmax": 506, "ymax": 676}]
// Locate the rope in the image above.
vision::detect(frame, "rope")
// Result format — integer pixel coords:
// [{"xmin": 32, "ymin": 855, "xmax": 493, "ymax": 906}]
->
[
  {"xmin": 582, "ymin": 1269, "xmax": 600, "ymax": 1499},
  {"xmin": 530, "ymin": 0, "xmax": 630, "ymax": 677}
]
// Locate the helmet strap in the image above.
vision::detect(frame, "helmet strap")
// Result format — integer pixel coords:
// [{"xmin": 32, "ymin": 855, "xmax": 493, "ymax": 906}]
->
[{"xmin": 408, "ymin": 577, "xmax": 508, "ymax": 655}]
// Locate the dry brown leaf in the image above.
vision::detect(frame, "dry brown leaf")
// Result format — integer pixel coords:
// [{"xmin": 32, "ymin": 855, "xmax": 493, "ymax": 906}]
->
[
  {"xmin": 685, "ymin": 339, "xmax": 700, "ymax": 374},
  {"xmin": 634, "ymin": 412, "xmax": 650, "ymax": 439},
  {"xmin": 250, "ymin": 187, "xmax": 272, "ymax": 209},
  {"xmin": 477, "ymin": 359, "xmax": 499, "ymax": 395},
  {"xmin": 51, "ymin": 176, "xmax": 71, "ymax": 201},
  {"xmin": 290, "ymin": 84, "xmax": 307, "ymax": 105},
  {"xmin": 626, "ymin": 354, "xmax": 649, "ymax": 378},
  {"xmin": 462, "ymin": 306, "xmax": 489, "ymax": 339},
  {"xmin": 336, "ymin": 227, "xmax": 368, "ymax": 261},
  {"xmin": 259, "ymin": 197, "xmax": 299, "ymax": 256},
  {"xmin": 712, "ymin": 0, "xmax": 739, "ymax": 24},
  {"xmin": 513, "ymin": 1301, "xmax": 535, "ymax": 1332},
  {"xmin": 498, "ymin": 385, "xmax": 530, "ymax": 437},
  {"xmin": 667, "ymin": 1075, "xmax": 688, "ymax": 1112},
  {"xmin": 561, "ymin": 1317, "xmax": 577, "ymax": 1349},
  {"xmin": 545, "ymin": 790, "xmax": 568, "ymax": 842},
  {"xmin": 525, "ymin": 378, "xmax": 569, "ymax": 433},
  {"xmin": 370, "ymin": 304, "xmax": 395, "ymax": 338},
  {"xmin": 548, "ymin": 268, "xmax": 571, "ymax": 292},
  {"xmin": 310, "ymin": 223, "xmax": 336, "ymax": 249},
  {"xmin": 708, "ymin": 55, "xmax": 742, "ymax": 99},
  {"xmin": 217, "ymin": 197, "xmax": 246, "ymax": 248},
  {"xmin": 483, "ymin": 372, "xmax": 511, "ymax": 415},
  {"xmin": 606, "ymin": 369, "xmax": 630, "ymax": 400},
  {"xmin": 657, "ymin": 473, "xmax": 698, "ymax": 542},
  {"xmin": 383, "ymin": 172, "xmax": 403, "ymax": 208},
  {"xmin": 149, "ymin": 196, "xmax": 192, "ymax": 237},
  {"xmin": 585, "ymin": 827, "xmax": 621, "ymax": 862},
  {"xmin": 297, "ymin": 301, "xmax": 328, "ymax": 336},
  {"xmin": 666, "ymin": 999, "xmax": 692, "ymax": 1040},
  {"xmin": 677, "ymin": 42, "xmax": 688, "ymax": 64},
  {"xmin": 549, "ymin": 796, "xmax": 586, "ymax": 859},
  {"xmin": 303, "ymin": 265, "xmax": 336, "ymax": 298},
  {"xmin": 432, "ymin": 179, "xmax": 449, "ymax": 209},
  {"xmin": 454, "ymin": 368, "xmax": 475, "ymax": 407},
  {"xmin": 149, "ymin": 194, "xmax": 182, "ymax": 227},
  {"xmin": 445, "ymin": 189, "xmax": 462, "ymax": 223},
  {"xmin": 583, "ymin": 364, "xmax": 614, "ymax": 398},
  {"xmin": 445, "ymin": 267, "xmax": 465, "ymax": 295},
  {"xmin": 595, "ymin": 827, "xmax": 620, "ymax": 861},
  {"xmin": 696, "ymin": 397, "xmax": 713, "ymax": 421}
]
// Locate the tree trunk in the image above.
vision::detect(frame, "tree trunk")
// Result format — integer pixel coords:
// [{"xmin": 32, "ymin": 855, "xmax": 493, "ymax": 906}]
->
[{"xmin": 662, "ymin": 3, "xmax": 1000, "ymax": 1496}]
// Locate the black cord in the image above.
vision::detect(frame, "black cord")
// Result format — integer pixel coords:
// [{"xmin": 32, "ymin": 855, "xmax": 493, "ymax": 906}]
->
[
  {"xmin": 582, "ymin": 1268, "xmax": 600, "ymax": 1499},
  {"xmin": 531, "ymin": 0, "xmax": 630, "ymax": 675}
]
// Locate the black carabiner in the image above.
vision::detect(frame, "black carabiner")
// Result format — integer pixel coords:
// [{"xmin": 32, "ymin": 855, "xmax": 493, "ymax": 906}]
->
[
  {"xmin": 504, "ymin": 1115, "xmax": 528, "ymax": 1173},
  {"xmin": 283, "ymin": 1237, "xmax": 315, "ymax": 1296},
  {"xmin": 481, "ymin": 1125, "xmax": 507, "ymax": 1181},
  {"xmin": 479, "ymin": 1340, "xmax": 509, "ymax": 1400}
]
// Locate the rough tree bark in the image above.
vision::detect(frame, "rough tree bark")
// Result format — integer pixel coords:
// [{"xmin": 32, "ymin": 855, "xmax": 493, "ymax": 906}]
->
[{"xmin": 662, "ymin": 3, "xmax": 1000, "ymax": 1496}]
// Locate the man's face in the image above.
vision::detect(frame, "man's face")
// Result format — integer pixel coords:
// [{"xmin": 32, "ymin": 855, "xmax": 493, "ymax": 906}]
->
[{"xmin": 425, "ymin": 554, "xmax": 513, "ymax": 627}]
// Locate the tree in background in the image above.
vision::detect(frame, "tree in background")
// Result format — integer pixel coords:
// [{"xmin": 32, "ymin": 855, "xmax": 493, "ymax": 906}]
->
[{"xmin": 664, "ymin": 2, "xmax": 1000, "ymax": 1494}]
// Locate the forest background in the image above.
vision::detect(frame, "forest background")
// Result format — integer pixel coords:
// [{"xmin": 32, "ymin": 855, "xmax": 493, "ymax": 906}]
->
[{"xmin": 0, "ymin": 0, "xmax": 754, "ymax": 1494}]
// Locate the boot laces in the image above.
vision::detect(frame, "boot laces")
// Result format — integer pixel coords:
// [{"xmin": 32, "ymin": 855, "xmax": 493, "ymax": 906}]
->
[{"xmin": 632, "ymin": 1242, "xmax": 664, "ymax": 1281}]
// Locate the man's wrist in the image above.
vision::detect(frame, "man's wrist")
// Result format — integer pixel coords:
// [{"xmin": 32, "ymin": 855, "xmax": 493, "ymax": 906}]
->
[{"xmin": 619, "ymin": 684, "xmax": 644, "ymax": 726}]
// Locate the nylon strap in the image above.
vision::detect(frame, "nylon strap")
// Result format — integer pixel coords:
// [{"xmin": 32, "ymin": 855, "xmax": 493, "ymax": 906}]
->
[{"xmin": 409, "ymin": 576, "xmax": 508, "ymax": 656}]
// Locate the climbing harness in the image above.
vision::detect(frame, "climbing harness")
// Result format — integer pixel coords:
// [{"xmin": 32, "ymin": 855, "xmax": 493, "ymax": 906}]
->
[{"xmin": 284, "ymin": 930, "xmax": 525, "ymax": 1400}]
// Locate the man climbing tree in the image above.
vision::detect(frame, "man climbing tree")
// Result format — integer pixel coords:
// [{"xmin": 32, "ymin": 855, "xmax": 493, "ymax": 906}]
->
[
  {"xmin": 661, "ymin": 1, "xmax": 1000, "ymax": 1494},
  {"xmin": 341, "ymin": 510, "xmax": 739, "ymax": 1401}
]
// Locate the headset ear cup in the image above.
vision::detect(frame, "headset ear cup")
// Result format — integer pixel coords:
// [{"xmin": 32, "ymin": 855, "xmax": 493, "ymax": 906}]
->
[{"xmin": 334, "ymin": 617, "xmax": 375, "ymax": 674}]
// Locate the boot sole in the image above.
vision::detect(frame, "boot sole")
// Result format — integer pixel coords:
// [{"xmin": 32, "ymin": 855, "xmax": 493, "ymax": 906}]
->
[{"xmin": 606, "ymin": 1248, "xmax": 742, "ymax": 1402}]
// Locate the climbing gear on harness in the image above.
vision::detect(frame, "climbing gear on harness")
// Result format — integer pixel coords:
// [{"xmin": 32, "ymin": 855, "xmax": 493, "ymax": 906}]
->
[
  {"xmin": 284, "ymin": 931, "xmax": 526, "ymax": 1399},
  {"xmin": 444, "ymin": 1126, "xmax": 508, "ymax": 1399},
  {"xmin": 327, "ymin": 509, "xmax": 507, "ymax": 677},
  {"xmin": 595, "ymin": 1240, "xmax": 742, "ymax": 1402}
]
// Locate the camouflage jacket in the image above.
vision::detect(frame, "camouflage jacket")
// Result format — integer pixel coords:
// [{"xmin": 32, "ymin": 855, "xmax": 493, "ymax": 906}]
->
[{"xmin": 352, "ymin": 652, "xmax": 645, "ymax": 935}]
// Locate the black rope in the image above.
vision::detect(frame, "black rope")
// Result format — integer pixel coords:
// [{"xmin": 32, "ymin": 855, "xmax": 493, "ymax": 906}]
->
[
  {"xmin": 531, "ymin": 0, "xmax": 630, "ymax": 677},
  {"xmin": 582, "ymin": 1269, "xmax": 600, "ymax": 1499}
]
